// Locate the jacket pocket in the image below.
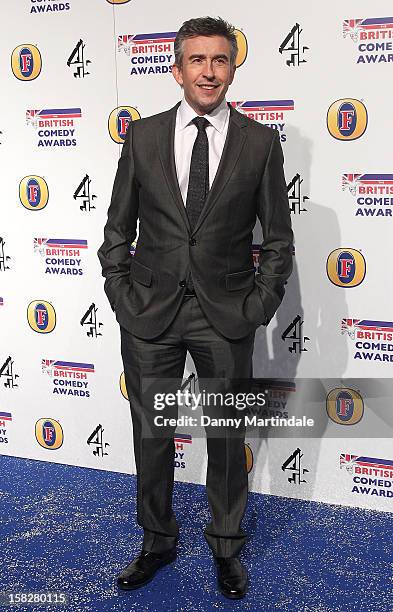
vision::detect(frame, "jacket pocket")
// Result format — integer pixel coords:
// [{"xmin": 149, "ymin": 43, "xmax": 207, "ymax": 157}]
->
[
  {"xmin": 225, "ymin": 268, "xmax": 255, "ymax": 291},
  {"xmin": 129, "ymin": 259, "xmax": 152, "ymax": 287}
]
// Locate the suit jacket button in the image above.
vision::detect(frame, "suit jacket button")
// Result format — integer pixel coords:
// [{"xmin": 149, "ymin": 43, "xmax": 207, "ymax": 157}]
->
[
  {"xmin": 179, "ymin": 280, "xmax": 187, "ymax": 287},
  {"xmin": 189, "ymin": 238, "xmax": 196, "ymax": 246}
]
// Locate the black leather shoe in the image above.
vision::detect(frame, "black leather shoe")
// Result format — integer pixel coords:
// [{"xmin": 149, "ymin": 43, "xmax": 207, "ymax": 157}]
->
[
  {"xmin": 117, "ymin": 548, "xmax": 177, "ymax": 590},
  {"xmin": 215, "ymin": 557, "xmax": 248, "ymax": 599}
]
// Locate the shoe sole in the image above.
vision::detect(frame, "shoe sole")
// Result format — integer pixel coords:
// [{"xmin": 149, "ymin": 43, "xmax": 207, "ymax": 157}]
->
[{"xmin": 117, "ymin": 552, "xmax": 177, "ymax": 591}]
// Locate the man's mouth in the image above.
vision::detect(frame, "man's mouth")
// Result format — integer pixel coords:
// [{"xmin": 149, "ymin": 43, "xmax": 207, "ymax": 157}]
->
[{"xmin": 197, "ymin": 84, "xmax": 219, "ymax": 90}]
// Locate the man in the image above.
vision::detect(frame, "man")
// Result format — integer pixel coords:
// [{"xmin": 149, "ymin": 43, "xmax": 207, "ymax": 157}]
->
[{"xmin": 98, "ymin": 16, "xmax": 293, "ymax": 600}]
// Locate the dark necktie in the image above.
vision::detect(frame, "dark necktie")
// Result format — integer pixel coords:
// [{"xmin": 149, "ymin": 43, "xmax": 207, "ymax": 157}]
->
[
  {"xmin": 185, "ymin": 116, "xmax": 210, "ymax": 231},
  {"xmin": 185, "ymin": 116, "xmax": 209, "ymax": 292}
]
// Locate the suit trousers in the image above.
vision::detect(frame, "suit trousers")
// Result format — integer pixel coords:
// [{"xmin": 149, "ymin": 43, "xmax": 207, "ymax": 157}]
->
[{"xmin": 120, "ymin": 293, "xmax": 255, "ymax": 558}]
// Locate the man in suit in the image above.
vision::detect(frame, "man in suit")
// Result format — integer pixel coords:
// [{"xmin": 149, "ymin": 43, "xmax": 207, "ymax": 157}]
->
[{"xmin": 98, "ymin": 16, "xmax": 293, "ymax": 599}]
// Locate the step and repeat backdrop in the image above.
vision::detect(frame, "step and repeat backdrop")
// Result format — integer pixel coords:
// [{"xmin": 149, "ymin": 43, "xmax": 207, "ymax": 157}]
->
[{"xmin": 1, "ymin": 0, "xmax": 393, "ymax": 513}]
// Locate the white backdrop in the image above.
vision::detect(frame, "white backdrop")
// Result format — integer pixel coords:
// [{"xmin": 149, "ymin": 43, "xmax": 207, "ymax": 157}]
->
[{"xmin": 1, "ymin": 0, "xmax": 393, "ymax": 513}]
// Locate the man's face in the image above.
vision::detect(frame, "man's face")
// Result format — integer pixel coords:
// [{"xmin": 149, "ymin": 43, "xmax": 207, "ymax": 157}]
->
[{"xmin": 172, "ymin": 35, "xmax": 236, "ymax": 115}]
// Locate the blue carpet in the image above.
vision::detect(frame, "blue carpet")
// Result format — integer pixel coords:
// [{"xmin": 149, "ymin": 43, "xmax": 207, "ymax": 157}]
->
[{"xmin": 0, "ymin": 455, "xmax": 391, "ymax": 611}]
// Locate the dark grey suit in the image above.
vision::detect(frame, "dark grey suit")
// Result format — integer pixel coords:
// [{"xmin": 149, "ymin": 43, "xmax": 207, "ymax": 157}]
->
[
  {"xmin": 98, "ymin": 102, "xmax": 293, "ymax": 341},
  {"xmin": 98, "ymin": 101, "xmax": 293, "ymax": 558}
]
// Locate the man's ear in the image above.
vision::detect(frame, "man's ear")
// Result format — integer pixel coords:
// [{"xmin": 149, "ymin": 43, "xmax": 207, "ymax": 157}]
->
[{"xmin": 171, "ymin": 63, "xmax": 183, "ymax": 87}]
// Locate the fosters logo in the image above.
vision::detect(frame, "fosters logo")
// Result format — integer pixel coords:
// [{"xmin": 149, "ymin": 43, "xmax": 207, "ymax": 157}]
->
[
  {"xmin": 327, "ymin": 99, "xmax": 367, "ymax": 140},
  {"xmin": 326, "ymin": 388, "xmax": 363, "ymax": 425},
  {"xmin": 108, "ymin": 106, "xmax": 140, "ymax": 143},
  {"xmin": 19, "ymin": 176, "xmax": 49, "ymax": 210},
  {"xmin": 340, "ymin": 453, "xmax": 393, "ymax": 498},
  {"xmin": 231, "ymin": 100, "xmax": 294, "ymax": 142},
  {"xmin": 35, "ymin": 418, "xmax": 63, "ymax": 449},
  {"xmin": 42, "ymin": 359, "xmax": 94, "ymax": 397},
  {"xmin": 342, "ymin": 174, "xmax": 393, "ymax": 217},
  {"xmin": 343, "ymin": 17, "xmax": 393, "ymax": 64},
  {"xmin": 27, "ymin": 300, "xmax": 56, "ymax": 333},
  {"xmin": 34, "ymin": 238, "xmax": 88, "ymax": 275},
  {"xmin": 326, "ymin": 248, "xmax": 366, "ymax": 287},
  {"xmin": 11, "ymin": 45, "xmax": 42, "ymax": 80},
  {"xmin": 26, "ymin": 107, "xmax": 82, "ymax": 148},
  {"xmin": 342, "ymin": 319, "xmax": 393, "ymax": 363}
]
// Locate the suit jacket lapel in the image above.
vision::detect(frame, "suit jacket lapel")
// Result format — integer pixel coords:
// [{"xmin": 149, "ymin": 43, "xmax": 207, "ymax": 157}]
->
[
  {"xmin": 157, "ymin": 102, "xmax": 191, "ymax": 233},
  {"xmin": 192, "ymin": 105, "xmax": 247, "ymax": 234},
  {"xmin": 157, "ymin": 102, "xmax": 248, "ymax": 235}
]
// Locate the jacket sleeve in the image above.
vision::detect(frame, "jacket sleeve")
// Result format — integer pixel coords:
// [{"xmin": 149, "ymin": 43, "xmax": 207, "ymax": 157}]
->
[
  {"xmin": 97, "ymin": 122, "xmax": 139, "ymax": 311},
  {"xmin": 255, "ymin": 129, "xmax": 294, "ymax": 324}
]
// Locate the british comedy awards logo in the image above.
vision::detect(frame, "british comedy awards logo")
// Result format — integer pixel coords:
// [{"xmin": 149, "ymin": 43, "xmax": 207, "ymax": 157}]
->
[
  {"xmin": 230, "ymin": 100, "xmax": 294, "ymax": 142},
  {"xmin": 11, "ymin": 45, "xmax": 42, "ymax": 80},
  {"xmin": 327, "ymin": 98, "xmax": 367, "ymax": 140},
  {"xmin": 326, "ymin": 388, "xmax": 364, "ymax": 425},
  {"xmin": 340, "ymin": 453, "xmax": 393, "ymax": 498},
  {"xmin": 34, "ymin": 238, "xmax": 88, "ymax": 275},
  {"xmin": 118, "ymin": 31, "xmax": 177, "ymax": 76},
  {"xmin": 326, "ymin": 248, "xmax": 366, "ymax": 287},
  {"xmin": 42, "ymin": 359, "xmax": 94, "ymax": 397},
  {"xmin": 342, "ymin": 173, "xmax": 393, "ymax": 218},
  {"xmin": 27, "ymin": 300, "xmax": 56, "ymax": 333},
  {"xmin": 19, "ymin": 176, "xmax": 49, "ymax": 210},
  {"xmin": 343, "ymin": 17, "xmax": 393, "ymax": 64},
  {"xmin": 26, "ymin": 107, "xmax": 82, "ymax": 148},
  {"xmin": 342, "ymin": 319, "xmax": 393, "ymax": 363}
]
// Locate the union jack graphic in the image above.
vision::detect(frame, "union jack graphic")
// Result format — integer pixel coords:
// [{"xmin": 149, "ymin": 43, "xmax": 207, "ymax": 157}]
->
[
  {"xmin": 341, "ymin": 174, "xmax": 363, "ymax": 195},
  {"xmin": 34, "ymin": 237, "xmax": 48, "ymax": 254},
  {"xmin": 26, "ymin": 109, "xmax": 39, "ymax": 126},
  {"xmin": 343, "ymin": 19, "xmax": 364, "ymax": 41},
  {"xmin": 42, "ymin": 359, "xmax": 55, "ymax": 376},
  {"xmin": 340, "ymin": 453, "xmax": 359, "ymax": 472}
]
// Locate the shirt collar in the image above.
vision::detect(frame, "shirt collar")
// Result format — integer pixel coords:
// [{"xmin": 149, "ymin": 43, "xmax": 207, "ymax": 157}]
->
[{"xmin": 177, "ymin": 97, "xmax": 229, "ymax": 134}]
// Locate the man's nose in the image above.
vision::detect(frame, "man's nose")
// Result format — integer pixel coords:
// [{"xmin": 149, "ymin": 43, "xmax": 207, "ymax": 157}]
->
[{"xmin": 202, "ymin": 60, "xmax": 215, "ymax": 79}]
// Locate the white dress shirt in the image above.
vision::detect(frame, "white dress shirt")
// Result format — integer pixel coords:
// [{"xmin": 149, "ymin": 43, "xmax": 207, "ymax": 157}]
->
[{"xmin": 174, "ymin": 97, "xmax": 230, "ymax": 205}]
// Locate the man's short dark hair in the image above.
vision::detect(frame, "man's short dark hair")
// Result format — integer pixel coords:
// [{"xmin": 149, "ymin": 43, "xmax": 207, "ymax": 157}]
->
[{"xmin": 174, "ymin": 16, "xmax": 238, "ymax": 67}]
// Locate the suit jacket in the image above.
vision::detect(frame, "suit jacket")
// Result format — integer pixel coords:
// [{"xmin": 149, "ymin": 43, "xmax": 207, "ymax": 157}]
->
[{"xmin": 98, "ymin": 101, "xmax": 293, "ymax": 340}]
